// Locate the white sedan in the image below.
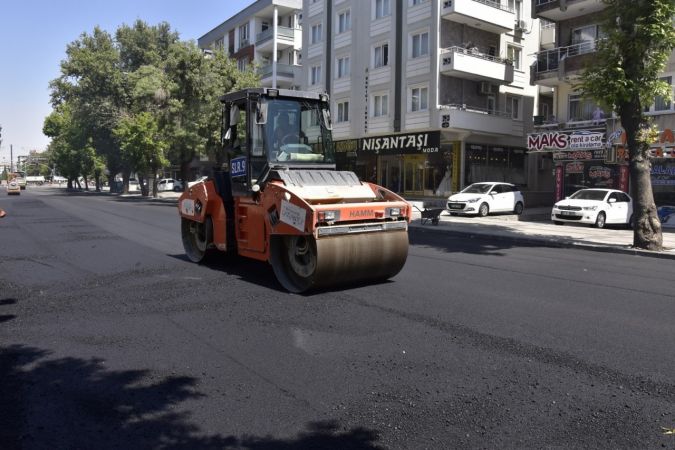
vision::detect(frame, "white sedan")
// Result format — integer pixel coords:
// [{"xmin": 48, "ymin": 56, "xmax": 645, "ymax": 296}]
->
[
  {"xmin": 446, "ymin": 182, "xmax": 525, "ymax": 216},
  {"xmin": 157, "ymin": 178, "xmax": 183, "ymax": 192},
  {"xmin": 551, "ymin": 188, "xmax": 633, "ymax": 228}
]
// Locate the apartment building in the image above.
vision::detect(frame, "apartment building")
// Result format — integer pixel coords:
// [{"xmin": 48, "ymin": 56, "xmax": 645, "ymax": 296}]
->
[
  {"xmin": 530, "ymin": 0, "xmax": 675, "ymax": 204},
  {"xmin": 198, "ymin": 0, "xmax": 303, "ymax": 89},
  {"xmin": 301, "ymin": 0, "xmax": 542, "ymax": 199}
]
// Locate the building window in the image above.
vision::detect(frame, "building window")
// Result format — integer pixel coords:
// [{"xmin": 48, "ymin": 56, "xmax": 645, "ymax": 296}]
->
[
  {"xmin": 508, "ymin": 0, "xmax": 522, "ymax": 20},
  {"xmin": 411, "ymin": 32, "xmax": 429, "ymax": 59},
  {"xmin": 338, "ymin": 10, "xmax": 351, "ymax": 34},
  {"xmin": 506, "ymin": 95, "xmax": 521, "ymax": 120},
  {"xmin": 375, "ymin": 0, "xmax": 391, "ymax": 19},
  {"xmin": 411, "ymin": 86, "xmax": 428, "ymax": 112},
  {"xmin": 214, "ymin": 38, "xmax": 224, "ymax": 51},
  {"xmin": 237, "ymin": 58, "xmax": 248, "ymax": 72},
  {"xmin": 336, "ymin": 56, "xmax": 350, "ymax": 79},
  {"xmin": 311, "ymin": 65, "xmax": 322, "ymax": 85},
  {"xmin": 373, "ymin": 93, "xmax": 389, "ymax": 117},
  {"xmin": 507, "ymin": 45, "xmax": 522, "ymax": 70},
  {"xmin": 239, "ymin": 24, "xmax": 249, "ymax": 48},
  {"xmin": 411, "ymin": 0, "xmax": 428, "ymax": 5},
  {"xmin": 337, "ymin": 101, "xmax": 349, "ymax": 123},
  {"xmin": 311, "ymin": 23, "xmax": 322, "ymax": 45},
  {"xmin": 568, "ymin": 94, "xmax": 601, "ymax": 121},
  {"xmin": 374, "ymin": 43, "xmax": 389, "ymax": 68},
  {"xmin": 655, "ymin": 76, "xmax": 673, "ymax": 111}
]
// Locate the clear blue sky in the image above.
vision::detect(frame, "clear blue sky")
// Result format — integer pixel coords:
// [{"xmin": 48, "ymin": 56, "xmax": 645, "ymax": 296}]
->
[{"xmin": 0, "ymin": 0, "xmax": 253, "ymax": 164}]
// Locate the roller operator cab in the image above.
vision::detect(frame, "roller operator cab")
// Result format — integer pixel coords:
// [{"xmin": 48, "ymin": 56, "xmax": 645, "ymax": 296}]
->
[{"xmin": 178, "ymin": 88, "xmax": 411, "ymax": 293}]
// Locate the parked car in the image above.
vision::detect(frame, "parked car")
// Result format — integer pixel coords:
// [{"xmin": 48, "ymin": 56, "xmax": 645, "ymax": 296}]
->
[
  {"xmin": 551, "ymin": 188, "xmax": 633, "ymax": 228},
  {"xmin": 7, "ymin": 180, "xmax": 21, "ymax": 195},
  {"xmin": 446, "ymin": 182, "xmax": 524, "ymax": 216},
  {"xmin": 157, "ymin": 178, "xmax": 183, "ymax": 192}
]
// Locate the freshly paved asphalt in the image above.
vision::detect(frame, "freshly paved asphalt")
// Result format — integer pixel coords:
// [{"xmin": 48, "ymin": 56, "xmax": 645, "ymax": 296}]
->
[{"xmin": 2, "ymin": 186, "xmax": 675, "ymax": 449}]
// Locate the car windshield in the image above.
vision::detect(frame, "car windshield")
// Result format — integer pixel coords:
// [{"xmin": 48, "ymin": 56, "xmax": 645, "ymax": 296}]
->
[
  {"xmin": 461, "ymin": 183, "xmax": 492, "ymax": 194},
  {"xmin": 570, "ymin": 190, "xmax": 608, "ymax": 201}
]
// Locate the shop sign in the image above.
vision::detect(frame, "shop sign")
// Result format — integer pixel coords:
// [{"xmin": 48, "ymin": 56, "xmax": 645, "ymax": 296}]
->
[
  {"xmin": 528, "ymin": 130, "xmax": 605, "ymax": 151},
  {"xmin": 552, "ymin": 149, "xmax": 606, "ymax": 161},
  {"xmin": 607, "ymin": 128, "xmax": 675, "ymax": 159},
  {"xmin": 651, "ymin": 163, "xmax": 675, "ymax": 185},
  {"xmin": 334, "ymin": 139, "xmax": 358, "ymax": 153},
  {"xmin": 565, "ymin": 162, "xmax": 584, "ymax": 173},
  {"xmin": 554, "ymin": 165, "xmax": 564, "ymax": 202},
  {"xmin": 359, "ymin": 131, "xmax": 440, "ymax": 155}
]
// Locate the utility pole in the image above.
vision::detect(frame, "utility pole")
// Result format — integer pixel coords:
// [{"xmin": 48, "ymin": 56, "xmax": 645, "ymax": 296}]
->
[{"xmin": 10, "ymin": 144, "xmax": 13, "ymax": 172}]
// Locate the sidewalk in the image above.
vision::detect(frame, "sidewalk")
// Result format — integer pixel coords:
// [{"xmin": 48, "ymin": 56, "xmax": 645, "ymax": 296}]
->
[{"xmin": 409, "ymin": 204, "xmax": 675, "ymax": 260}]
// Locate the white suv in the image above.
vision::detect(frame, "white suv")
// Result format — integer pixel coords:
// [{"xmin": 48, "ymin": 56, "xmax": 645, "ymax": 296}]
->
[{"xmin": 446, "ymin": 182, "xmax": 525, "ymax": 216}]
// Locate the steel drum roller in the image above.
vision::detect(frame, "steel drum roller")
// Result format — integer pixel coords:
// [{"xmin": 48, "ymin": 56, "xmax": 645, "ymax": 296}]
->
[{"xmin": 271, "ymin": 229, "xmax": 409, "ymax": 293}]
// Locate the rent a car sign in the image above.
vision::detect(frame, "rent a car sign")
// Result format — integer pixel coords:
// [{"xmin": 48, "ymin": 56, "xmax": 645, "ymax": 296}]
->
[{"xmin": 528, "ymin": 130, "xmax": 604, "ymax": 151}]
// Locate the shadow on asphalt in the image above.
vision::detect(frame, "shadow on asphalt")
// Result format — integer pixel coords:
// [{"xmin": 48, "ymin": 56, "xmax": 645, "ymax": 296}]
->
[
  {"xmin": 168, "ymin": 253, "xmax": 395, "ymax": 296},
  {"xmin": 409, "ymin": 225, "xmax": 545, "ymax": 257},
  {"xmin": 0, "ymin": 345, "xmax": 384, "ymax": 449}
]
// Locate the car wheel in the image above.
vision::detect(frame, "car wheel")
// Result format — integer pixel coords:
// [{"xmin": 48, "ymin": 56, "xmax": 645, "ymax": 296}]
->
[
  {"xmin": 478, "ymin": 203, "xmax": 489, "ymax": 217},
  {"xmin": 554, "ymin": 221, "xmax": 564, "ymax": 225},
  {"xmin": 514, "ymin": 202, "xmax": 524, "ymax": 215},
  {"xmin": 594, "ymin": 212, "xmax": 606, "ymax": 229}
]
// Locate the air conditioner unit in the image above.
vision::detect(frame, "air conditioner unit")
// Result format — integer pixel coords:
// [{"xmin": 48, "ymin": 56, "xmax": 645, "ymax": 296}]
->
[
  {"xmin": 515, "ymin": 19, "xmax": 528, "ymax": 32},
  {"xmin": 479, "ymin": 81, "xmax": 495, "ymax": 95}
]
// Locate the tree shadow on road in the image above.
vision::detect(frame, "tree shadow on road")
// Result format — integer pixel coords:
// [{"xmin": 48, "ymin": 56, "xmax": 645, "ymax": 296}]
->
[{"xmin": 0, "ymin": 344, "xmax": 384, "ymax": 449}]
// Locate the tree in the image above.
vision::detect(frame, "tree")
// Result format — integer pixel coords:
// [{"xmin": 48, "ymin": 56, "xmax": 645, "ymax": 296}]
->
[
  {"xmin": 164, "ymin": 43, "xmax": 259, "ymax": 187},
  {"xmin": 43, "ymin": 103, "xmax": 88, "ymax": 189},
  {"xmin": 114, "ymin": 112, "xmax": 168, "ymax": 197},
  {"xmin": 578, "ymin": 0, "xmax": 675, "ymax": 250}
]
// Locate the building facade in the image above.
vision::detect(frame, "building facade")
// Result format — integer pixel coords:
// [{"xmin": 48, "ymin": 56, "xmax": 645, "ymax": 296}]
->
[
  {"xmin": 198, "ymin": 0, "xmax": 303, "ymax": 89},
  {"xmin": 530, "ymin": 0, "xmax": 675, "ymax": 205},
  {"xmin": 301, "ymin": 0, "xmax": 544, "ymax": 200}
]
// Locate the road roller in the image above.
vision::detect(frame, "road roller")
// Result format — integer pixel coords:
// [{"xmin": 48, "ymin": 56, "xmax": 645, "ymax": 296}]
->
[{"xmin": 178, "ymin": 88, "xmax": 410, "ymax": 293}]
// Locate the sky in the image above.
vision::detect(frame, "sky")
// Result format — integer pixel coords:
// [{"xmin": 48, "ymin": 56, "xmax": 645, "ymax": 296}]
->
[{"xmin": 0, "ymin": 0, "xmax": 254, "ymax": 165}]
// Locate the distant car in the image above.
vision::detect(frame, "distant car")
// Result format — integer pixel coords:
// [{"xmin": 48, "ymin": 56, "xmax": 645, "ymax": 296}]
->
[
  {"xmin": 446, "ymin": 182, "xmax": 524, "ymax": 216},
  {"xmin": 657, "ymin": 206, "xmax": 675, "ymax": 223},
  {"xmin": 157, "ymin": 178, "xmax": 183, "ymax": 192},
  {"xmin": 7, "ymin": 180, "xmax": 21, "ymax": 195},
  {"xmin": 187, "ymin": 176, "xmax": 209, "ymax": 188},
  {"xmin": 551, "ymin": 188, "xmax": 633, "ymax": 228}
]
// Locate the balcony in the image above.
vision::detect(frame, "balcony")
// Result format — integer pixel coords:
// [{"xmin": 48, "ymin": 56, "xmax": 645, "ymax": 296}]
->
[
  {"xmin": 440, "ymin": 104, "xmax": 522, "ymax": 136},
  {"xmin": 255, "ymin": 26, "xmax": 298, "ymax": 52},
  {"xmin": 441, "ymin": 0, "xmax": 515, "ymax": 34},
  {"xmin": 257, "ymin": 63, "xmax": 301, "ymax": 87},
  {"xmin": 440, "ymin": 46, "xmax": 514, "ymax": 84},
  {"xmin": 534, "ymin": 0, "xmax": 605, "ymax": 21},
  {"xmin": 531, "ymin": 40, "xmax": 598, "ymax": 87}
]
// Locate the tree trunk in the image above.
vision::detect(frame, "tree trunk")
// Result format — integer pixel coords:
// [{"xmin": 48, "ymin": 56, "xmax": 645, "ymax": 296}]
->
[
  {"xmin": 83, "ymin": 176, "xmax": 89, "ymax": 191},
  {"xmin": 622, "ymin": 104, "xmax": 663, "ymax": 250},
  {"xmin": 122, "ymin": 171, "xmax": 130, "ymax": 195},
  {"xmin": 151, "ymin": 168, "xmax": 158, "ymax": 198}
]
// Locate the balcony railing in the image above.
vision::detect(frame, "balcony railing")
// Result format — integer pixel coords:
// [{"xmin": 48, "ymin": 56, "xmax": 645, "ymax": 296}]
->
[
  {"xmin": 533, "ymin": 40, "xmax": 598, "ymax": 74},
  {"xmin": 257, "ymin": 63, "xmax": 299, "ymax": 78},
  {"xmin": 442, "ymin": 46, "xmax": 512, "ymax": 66},
  {"xmin": 443, "ymin": 0, "xmax": 514, "ymax": 13},
  {"xmin": 535, "ymin": 0, "xmax": 557, "ymax": 5},
  {"xmin": 256, "ymin": 26, "xmax": 296, "ymax": 45},
  {"xmin": 441, "ymin": 103, "xmax": 512, "ymax": 118}
]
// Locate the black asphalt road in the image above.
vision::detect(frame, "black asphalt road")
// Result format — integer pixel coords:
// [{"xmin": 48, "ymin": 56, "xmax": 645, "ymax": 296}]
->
[{"xmin": 2, "ymin": 187, "xmax": 675, "ymax": 449}]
